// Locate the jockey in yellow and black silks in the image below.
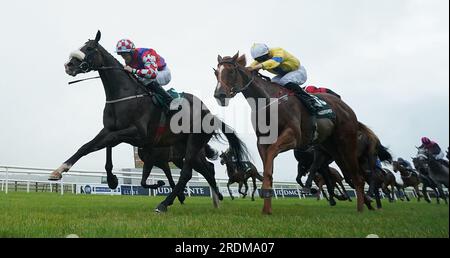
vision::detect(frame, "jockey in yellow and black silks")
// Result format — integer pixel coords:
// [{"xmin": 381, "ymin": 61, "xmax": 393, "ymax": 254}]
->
[{"xmin": 247, "ymin": 43, "xmax": 320, "ymax": 116}]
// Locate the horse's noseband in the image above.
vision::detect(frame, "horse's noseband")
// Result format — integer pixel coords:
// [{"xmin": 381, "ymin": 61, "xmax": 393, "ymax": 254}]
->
[{"xmin": 77, "ymin": 48, "xmax": 99, "ymax": 73}]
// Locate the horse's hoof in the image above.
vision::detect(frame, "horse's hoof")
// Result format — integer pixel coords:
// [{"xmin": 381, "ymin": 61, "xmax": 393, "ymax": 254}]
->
[
  {"xmin": 157, "ymin": 180, "xmax": 166, "ymax": 187},
  {"xmin": 107, "ymin": 175, "xmax": 118, "ymax": 189},
  {"xmin": 302, "ymin": 187, "xmax": 311, "ymax": 194},
  {"xmin": 177, "ymin": 194, "xmax": 186, "ymax": 204},
  {"xmin": 329, "ymin": 199, "xmax": 337, "ymax": 206},
  {"xmin": 155, "ymin": 203, "xmax": 168, "ymax": 213},
  {"xmin": 48, "ymin": 172, "xmax": 62, "ymax": 181},
  {"xmin": 218, "ymin": 193, "xmax": 224, "ymax": 201},
  {"xmin": 262, "ymin": 209, "xmax": 272, "ymax": 215}
]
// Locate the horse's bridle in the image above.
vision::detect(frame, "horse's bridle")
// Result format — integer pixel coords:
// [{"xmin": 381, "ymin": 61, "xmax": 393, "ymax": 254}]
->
[
  {"xmin": 70, "ymin": 44, "xmax": 152, "ymax": 103},
  {"xmin": 217, "ymin": 60, "xmax": 254, "ymax": 95}
]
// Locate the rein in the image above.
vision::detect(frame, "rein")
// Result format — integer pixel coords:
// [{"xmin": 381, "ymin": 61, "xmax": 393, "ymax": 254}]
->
[{"xmin": 68, "ymin": 65, "xmax": 152, "ymax": 104}]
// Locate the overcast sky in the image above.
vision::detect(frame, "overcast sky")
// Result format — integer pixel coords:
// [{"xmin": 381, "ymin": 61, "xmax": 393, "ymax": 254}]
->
[{"xmin": 0, "ymin": 0, "xmax": 448, "ymax": 181}]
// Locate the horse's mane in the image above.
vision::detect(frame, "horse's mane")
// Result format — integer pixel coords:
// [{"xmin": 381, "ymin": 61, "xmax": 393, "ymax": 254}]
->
[{"xmin": 256, "ymin": 72, "xmax": 271, "ymax": 82}]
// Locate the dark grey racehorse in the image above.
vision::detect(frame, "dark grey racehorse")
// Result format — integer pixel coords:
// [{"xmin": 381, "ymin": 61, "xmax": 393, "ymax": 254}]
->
[
  {"xmin": 138, "ymin": 143, "xmax": 219, "ymax": 205},
  {"xmin": 413, "ymin": 149, "xmax": 448, "ymax": 204},
  {"xmin": 49, "ymin": 31, "xmax": 250, "ymax": 213},
  {"xmin": 294, "ymin": 149, "xmax": 351, "ymax": 206}
]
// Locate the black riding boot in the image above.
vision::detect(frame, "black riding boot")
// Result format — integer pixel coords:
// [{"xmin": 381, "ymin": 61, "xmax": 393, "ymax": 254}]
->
[
  {"xmin": 147, "ymin": 81, "xmax": 173, "ymax": 112},
  {"xmin": 285, "ymin": 82, "xmax": 320, "ymax": 142},
  {"xmin": 284, "ymin": 82, "xmax": 319, "ymax": 115}
]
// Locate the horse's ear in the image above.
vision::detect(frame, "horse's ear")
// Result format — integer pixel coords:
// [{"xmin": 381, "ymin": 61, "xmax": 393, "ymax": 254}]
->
[
  {"xmin": 232, "ymin": 51, "xmax": 239, "ymax": 61},
  {"xmin": 95, "ymin": 30, "xmax": 101, "ymax": 43},
  {"xmin": 237, "ymin": 54, "xmax": 246, "ymax": 67},
  {"xmin": 217, "ymin": 55, "xmax": 223, "ymax": 63}
]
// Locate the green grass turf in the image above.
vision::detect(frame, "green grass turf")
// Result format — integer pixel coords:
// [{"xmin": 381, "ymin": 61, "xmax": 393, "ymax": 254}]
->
[{"xmin": 0, "ymin": 192, "xmax": 448, "ymax": 238}]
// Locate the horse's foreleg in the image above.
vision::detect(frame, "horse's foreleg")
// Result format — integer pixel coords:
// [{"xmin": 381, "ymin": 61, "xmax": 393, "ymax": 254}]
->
[
  {"xmin": 296, "ymin": 163, "xmax": 305, "ymax": 187},
  {"xmin": 414, "ymin": 185, "xmax": 422, "ymax": 202},
  {"xmin": 243, "ymin": 180, "xmax": 249, "ymax": 199},
  {"xmin": 436, "ymin": 186, "xmax": 447, "ymax": 205},
  {"xmin": 321, "ymin": 169, "xmax": 337, "ymax": 206},
  {"xmin": 162, "ymin": 162, "xmax": 185, "ymax": 204},
  {"xmin": 105, "ymin": 147, "xmax": 118, "ymax": 189},
  {"xmin": 49, "ymin": 127, "xmax": 138, "ymax": 180},
  {"xmin": 422, "ymin": 185, "xmax": 431, "ymax": 203},
  {"xmin": 374, "ymin": 188, "xmax": 382, "ymax": 209},
  {"xmin": 238, "ymin": 182, "xmax": 245, "ymax": 198},
  {"xmin": 259, "ymin": 129, "xmax": 296, "ymax": 215},
  {"xmin": 227, "ymin": 181, "xmax": 234, "ymax": 200},
  {"xmin": 304, "ymin": 149, "xmax": 327, "ymax": 192}
]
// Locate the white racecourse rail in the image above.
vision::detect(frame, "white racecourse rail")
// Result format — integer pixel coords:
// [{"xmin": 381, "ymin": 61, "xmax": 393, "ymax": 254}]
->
[
  {"xmin": 0, "ymin": 164, "xmax": 427, "ymax": 199},
  {"xmin": 0, "ymin": 165, "xmax": 315, "ymax": 199}
]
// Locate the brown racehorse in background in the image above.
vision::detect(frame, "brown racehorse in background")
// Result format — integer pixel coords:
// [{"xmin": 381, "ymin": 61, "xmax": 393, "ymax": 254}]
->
[
  {"xmin": 219, "ymin": 149, "xmax": 263, "ymax": 201},
  {"xmin": 214, "ymin": 53, "xmax": 374, "ymax": 214}
]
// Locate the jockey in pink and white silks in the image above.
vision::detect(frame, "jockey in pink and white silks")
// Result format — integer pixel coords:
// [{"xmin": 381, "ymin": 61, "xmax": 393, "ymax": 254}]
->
[{"xmin": 116, "ymin": 39, "xmax": 173, "ymax": 109}]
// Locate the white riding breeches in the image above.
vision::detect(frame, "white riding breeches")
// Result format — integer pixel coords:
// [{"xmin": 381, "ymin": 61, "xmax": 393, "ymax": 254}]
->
[{"xmin": 271, "ymin": 65, "xmax": 307, "ymax": 86}]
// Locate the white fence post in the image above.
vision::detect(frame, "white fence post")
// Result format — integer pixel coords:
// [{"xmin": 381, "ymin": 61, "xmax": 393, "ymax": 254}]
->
[
  {"xmin": 27, "ymin": 181, "xmax": 30, "ymax": 193},
  {"xmin": 5, "ymin": 167, "xmax": 9, "ymax": 194},
  {"xmin": 187, "ymin": 183, "xmax": 191, "ymax": 197},
  {"xmin": 60, "ymin": 178, "xmax": 64, "ymax": 195}
]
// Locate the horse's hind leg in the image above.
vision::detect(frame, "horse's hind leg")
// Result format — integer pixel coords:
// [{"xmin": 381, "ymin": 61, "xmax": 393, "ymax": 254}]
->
[
  {"xmin": 243, "ymin": 180, "xmax": 249, "ymax": 199},
  {"xmin": 193, "ymin": 158, "xmax": 223, "ymax": 208},
  {"xmin": 156, "ymin": 135, "xmax": 208, "ymax": 213},
  {"xmin": 374, "ymin": 188, "xmax": 382, "ymax": 209},
  {"xmin": 337, "ymin": 179, "xmax": 352, "ymax": 202},
  {"xmin": 161, "ymin": 162, "xmax": 185, "ymax": 204}
]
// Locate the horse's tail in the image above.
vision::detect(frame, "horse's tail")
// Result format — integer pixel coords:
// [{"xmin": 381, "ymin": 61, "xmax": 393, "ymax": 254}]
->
[
  {"xmin": 376, "ymin": 141, "xmax": 393, "ymax": 163},
  {"xmin": 358, "ymin": 122, "xmax": 392, "ymax": 163},
  {"xmin": 256, "ymin": 172, "xmax": 264, "ymax": 181},
  {"xmin": 204, "ymin": 143, "xmax": 219, "ymax": 161},
  {"xmin": 216, "ymin": 119, "xmax": 250, "ymax": 170}
]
